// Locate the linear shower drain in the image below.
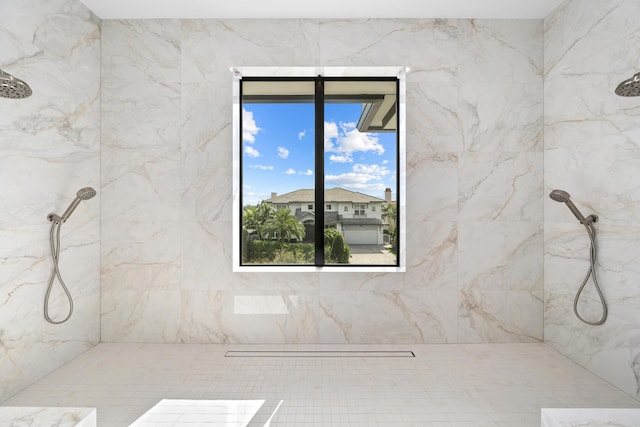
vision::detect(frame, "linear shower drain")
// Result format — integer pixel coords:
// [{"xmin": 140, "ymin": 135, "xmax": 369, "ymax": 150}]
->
[{"xmin": 224, "ymin": 350, "xmax": 415, "ymax": 357}]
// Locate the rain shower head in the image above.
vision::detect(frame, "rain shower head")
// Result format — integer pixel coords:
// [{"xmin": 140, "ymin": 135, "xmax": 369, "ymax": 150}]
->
[
  {"xmin": 615, "ymin": 72, "xmax": 640, "ymax": 97},
  {"xmin": 549, "ymin": 189, "xmax": 595, "ymax": 224},
  {"xmin": 0, "ymin": 69, "xmax": 32, "ymax": 99},
  {"xmin": 59, "ymin": 187, "xmax": 96, "ymax": 222}
]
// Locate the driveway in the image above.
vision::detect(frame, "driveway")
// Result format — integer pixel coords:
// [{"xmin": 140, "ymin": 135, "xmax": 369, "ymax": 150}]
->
[{"xmin": 348, "ymin": 244, "xmax": 396, "ymax": 265}]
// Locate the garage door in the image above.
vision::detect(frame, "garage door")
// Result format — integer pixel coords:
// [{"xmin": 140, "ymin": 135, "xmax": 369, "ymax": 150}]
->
[{"xmin": 343, "ymin": 226, "xmax": 378, "ymax": 245}]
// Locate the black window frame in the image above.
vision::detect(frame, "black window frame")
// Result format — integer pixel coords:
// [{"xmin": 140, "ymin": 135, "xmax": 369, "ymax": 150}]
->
[{"xmin": 239, "ymin": 76, "xmax": 401, "ymax": 268}]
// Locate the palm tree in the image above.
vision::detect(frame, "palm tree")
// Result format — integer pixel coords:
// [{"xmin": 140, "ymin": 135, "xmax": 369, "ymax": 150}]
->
[
  {"xmin": 264, "ymin": 208, "xmax": 305, "ymax": 242},
  {"xmin": 242, "ymin": 202, "xmax": 274, "ymax": 239}
]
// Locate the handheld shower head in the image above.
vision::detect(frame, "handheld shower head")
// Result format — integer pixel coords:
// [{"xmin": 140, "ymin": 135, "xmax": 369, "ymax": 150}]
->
[
  {"xmin": 615, "ymin": 72, "xmax": 640, "ymax": 97},
  {"xmin": 0, "ymin": 69, "xmax": 32, "ymax": 99},
  {"xmin": 58, "ymin": 187, "xmax": 96, "ymax": 223},
  {"xmin": 549, "ymin": 189, "xmax": 596, "ymax": 224},
  {"xmin": 549, "ymin": 189, "xmax": 570, "ymax": 203},
  {"xmin": 76, "ymin": 187, "xmax": 97, "ymax": 200}
]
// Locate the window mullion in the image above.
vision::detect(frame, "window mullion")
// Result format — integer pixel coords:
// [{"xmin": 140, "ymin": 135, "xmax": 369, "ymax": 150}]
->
[{"xmin": 314, "ymin": 77, "xmax": 325, "ymax": 266}]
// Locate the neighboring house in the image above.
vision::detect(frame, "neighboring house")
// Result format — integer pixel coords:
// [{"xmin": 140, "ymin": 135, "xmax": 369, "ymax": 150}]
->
[{"xmin": 264, "ymin": 188, "xmax": 386, "ymax": 245}]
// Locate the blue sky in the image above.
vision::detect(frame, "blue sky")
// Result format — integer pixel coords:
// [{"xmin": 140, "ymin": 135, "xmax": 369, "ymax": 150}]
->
[{"xmin": 242, "ymin": 102, "xmax": 396, "ymax": 206}]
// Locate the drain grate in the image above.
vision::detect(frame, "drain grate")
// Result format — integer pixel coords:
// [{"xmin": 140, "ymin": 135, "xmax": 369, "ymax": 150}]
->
[{"xmin": 224, "ymin": 350, "xmax": 415, "ymax": 357}]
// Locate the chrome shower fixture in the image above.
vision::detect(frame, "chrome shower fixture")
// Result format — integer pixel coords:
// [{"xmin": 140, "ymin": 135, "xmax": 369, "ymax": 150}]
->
[
  {"xmin": 45, "ymin": 187, "xmax": 96, "ymax": 324},
  {"xmin": 48, "ymin": 187, "xmax": 97, "ymax": 223},
  {"xmin": 549, "ymin": 188, "xmax": 607, "ymax": 326},
  {"xmin": 549, "ymin": 189, "xmax": 597, "ymax": 225},
  {"xmin": 615, "ymin": 72, "xmax": 640, "ymax": 97},
  {"xmin": 0, "ymin": 69, "xmax": 32, "ymax": 99}
]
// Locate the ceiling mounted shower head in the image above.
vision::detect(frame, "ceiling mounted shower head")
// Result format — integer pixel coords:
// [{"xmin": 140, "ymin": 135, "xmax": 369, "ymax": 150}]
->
[
  {"xmin": 0, "ymin": 69, "xmax": 32, "ymax": 99},
  {"xmin": 615, "ymin": 72, "xmax": 640, "ymax": 97}
]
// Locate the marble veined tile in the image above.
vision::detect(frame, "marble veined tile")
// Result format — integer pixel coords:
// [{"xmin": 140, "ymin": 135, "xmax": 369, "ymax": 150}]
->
[
  {"xmin": 101, "ymin": 289, "xmax": 181, "ymax": 343},
  {"xmin": 102, "ymin": 19, "xmax": 181, "ymax": 83},
  {"xmin": 544, "ymin": 0, "xmax": 639, "ymax": 76},
  {"xmin": 460, "ymin": 82, "xmax": 542, "ymax": 152},
  {"xmin": 182, "ymin": 19, "xmax": 320, "ymax": 83},
  {"xmin": 459, "ymin": 152, "xmax": 543, "ymax": 222},
  {"xmin": 319, "ymin": 19, "xmax": 458, "ymax": 82},
  {"xmin": 181, "ymin": 82, "xmax": 233, "ymax": 153},
  {"xmin": 101, "ymin": 221, "xmax": 180, "ymax": 292},
  {"xmin": 0, "ymin": 407, "xmax": 96, "ymax": 427},
  {"xmin": 406, "ymin": 152, "xmax": 458, "ymax": 222},
  {"xmin": 458, "ymin": 19, "xmax": 542, "ymax": 84},
  {"xmin": 406, "ymin": 81, "xmax": 461, "ymax": 153},
  {"xmin": 1, "ymin": 0, "xmax": 98, "ymax": 405},
  {"xmin": 101, "ymin": 80, "xmax": 181, "ymax": 150},
  {"xmin": 101, "ymin": 147, "xmax": 181, "ymax": 223},
  {"xmin": 458, "ymin": 221, "xmax": 543, "ymax": 342}
]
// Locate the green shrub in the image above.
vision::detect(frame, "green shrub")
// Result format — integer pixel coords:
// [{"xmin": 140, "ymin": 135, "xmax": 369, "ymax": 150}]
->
[
  {"xmin": 245, "ymin": 240, "xmax": 314, "ymax": 264},
  {"xmin": 329, "ymin": 232, "xmax": 350, "ymax": 263}
]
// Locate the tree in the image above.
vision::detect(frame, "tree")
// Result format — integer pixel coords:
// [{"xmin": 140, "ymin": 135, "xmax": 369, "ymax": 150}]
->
[
  {"xmin": 264, "ymin": 208, "xmax": 305, "ymax": 242},
  {"xmin": 382, "ymin": 203, "xmax": 397, "ymax": 234},
  {"xmin": 242, "ymin": 202, "xmax": 275, "ymax": 240},
  {"xmin": 323, "ymin": 227, "xmax": 350, "ymax": 263},
  {"xmin": 329, "ymin": 232, "xmax": 350, "ymax": 263},
  {"xmin": 242, "ymin": 202, "xmax": 274, "ymax": 240}
]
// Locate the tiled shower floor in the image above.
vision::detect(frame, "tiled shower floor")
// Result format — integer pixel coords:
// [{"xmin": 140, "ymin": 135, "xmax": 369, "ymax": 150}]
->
[{"xmin": 3, "ymin": 343, "xmax": 639, "ymax": 426}]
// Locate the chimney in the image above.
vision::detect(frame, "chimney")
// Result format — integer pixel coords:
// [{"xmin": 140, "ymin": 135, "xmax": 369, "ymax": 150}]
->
[
  {"xmin": 385, "ymin": 188, "xmax": 392, "ymax": 203},
  {"xmin": 271, "ymin": 192, "xmax": 277, "ymax": 199}
]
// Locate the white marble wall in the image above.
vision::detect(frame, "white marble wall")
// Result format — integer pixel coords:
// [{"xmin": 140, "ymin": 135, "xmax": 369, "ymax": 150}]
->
[
  {"xmin": 0, "ymin": 0, "xmax": 100, "ymax": 402},
  {"xmin": 100, "ymin": 18, "xmax": 544, "ymax": 345},
  {"xmin": 544, "ymin": 0, "xmax": 640, "ymax": 399}
]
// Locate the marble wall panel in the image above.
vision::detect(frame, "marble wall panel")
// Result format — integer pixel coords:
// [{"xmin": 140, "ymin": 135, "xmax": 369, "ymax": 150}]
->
[
  {"xmin": 0, "ymin": 0, "xmax": 100, "ymax": 402},
  {"xmin": 182, "ymin": 20, "xmax": 321, "ymax": 83},
  {"xmin": 544, "ymin": 0, "xmax": 640, "ymax": 400},
  {"xmin": 100, "ymin": 17, "xmax": 544, "ymax": 348},
  {"xmin": 458, "ymin": 221, "xmax": 543, "ymax": 342}
]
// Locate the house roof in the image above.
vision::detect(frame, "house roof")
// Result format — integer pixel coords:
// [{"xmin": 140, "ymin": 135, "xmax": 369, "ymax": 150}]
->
[{"xmin": 266, "ymin": 188, "xmax": 385, "ymax": 204}]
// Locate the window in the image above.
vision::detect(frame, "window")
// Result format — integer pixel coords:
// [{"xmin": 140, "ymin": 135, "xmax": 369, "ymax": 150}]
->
[{"xmin": 234, "ymin": 68, "xmax": 405, "ymax": 271}]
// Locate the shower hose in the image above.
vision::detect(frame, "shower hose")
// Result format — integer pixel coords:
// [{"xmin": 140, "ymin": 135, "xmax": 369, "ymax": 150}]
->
[
  {"xmin": 574, "ymin": 218, "xmax": 607, "ymax": 326},
  {"xmin": 44, "ymin": 215, "xmax": 74, "ymax": 324}
]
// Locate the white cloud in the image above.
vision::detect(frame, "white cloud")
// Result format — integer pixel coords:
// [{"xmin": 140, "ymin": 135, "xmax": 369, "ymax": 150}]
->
[
  {"xmin": 324, "ymin": 163, "xmax": 390, "ymax": 192},
  {"xmin": 284, "ymin": 168, "xmax": 296, "ymax": 175},
  {"xmin": 303, "ymin": 169, "xmax": 313, "ymax": 176},
  {"xmin": 352, "ymin": 163, "xmax": 390, "ymax": 176},
  {"xmin": 324, "ymin": 121, "xmax": 384, "ymax": 155},
  {"xmin": 245, "ymin": 146, "xmax": 260, "ymax": 157},
  {"xmin": 298, "ymin": 130, "xmax": 306, "ymax": 140},
  {"xmin": 277, "ymin": 146, "xmax": 289, "ymax": 159},
  {"xmin": 249, "ymin": 164, "xmax": 274, "ymax": 170},
  {"xmin": 324, "ymin": 121, "xmax": 338, "ymax": 151},
  {"xmin": 325, "ymin": 172, "xmax": 387, "ymax": 192},
  {"xmin": 329, "ymin": 154, "xmax": 352, "ymax": 163},
  {"xmin": 242, "ymin": 108, "xmax": 260, "ymax": 143}
]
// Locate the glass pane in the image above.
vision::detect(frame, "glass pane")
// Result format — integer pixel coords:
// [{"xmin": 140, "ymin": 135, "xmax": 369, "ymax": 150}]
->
[
  {"xmin": 324, "ymin": 80, "xmax": 398, "ymax": 266},
  {"xmin": 241, "ymin": 80, "xmax": 315, "ymax": 265}
]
